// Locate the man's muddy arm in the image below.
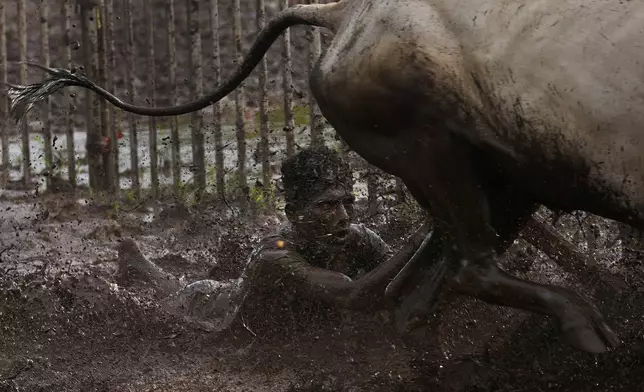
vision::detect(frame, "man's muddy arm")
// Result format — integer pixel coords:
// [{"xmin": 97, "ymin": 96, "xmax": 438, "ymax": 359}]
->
[
  {"xmin": 260, "ymin": 249, "xmax": 356, "ymax": 306},
  {"xmin": 260, "ymin": 222, "xmax": 432, "ymax": 311}
]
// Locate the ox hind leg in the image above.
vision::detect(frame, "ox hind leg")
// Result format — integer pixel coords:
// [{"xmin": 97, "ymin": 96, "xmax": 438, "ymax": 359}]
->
[{"xmin": 392, "ymin": 131, "xmax": 618, "ymax": 353}]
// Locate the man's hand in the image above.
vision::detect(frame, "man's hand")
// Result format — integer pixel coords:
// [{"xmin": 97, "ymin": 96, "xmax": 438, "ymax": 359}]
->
[
  {"xmin": 251, "ymin": 222, "xmax": 433, "ymax": 313},
  {"xmin": 343, "ymin": 221, "xmax": 433, "ymax": 311}
]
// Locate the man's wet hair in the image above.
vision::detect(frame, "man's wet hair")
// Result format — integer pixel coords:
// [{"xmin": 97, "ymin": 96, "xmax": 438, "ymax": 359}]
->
[{"xmin": 281, "ymin": 146, "xmax": 354, "ymax": 209}]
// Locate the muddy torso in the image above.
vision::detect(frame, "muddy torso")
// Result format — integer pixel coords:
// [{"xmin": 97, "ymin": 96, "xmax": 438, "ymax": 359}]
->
[{"xmin": 310, "ymin": 0, "xmax": 644, "ymax": 227}]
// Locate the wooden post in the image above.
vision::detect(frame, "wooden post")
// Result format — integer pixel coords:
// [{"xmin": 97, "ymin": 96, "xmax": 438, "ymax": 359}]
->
[
  {"xmin": 210, "ymin": 0, "xmax": 225, "ymax": 199},
  {"xmin": 167, "ymin": 0, "xmax": 182, "ymax": 197},
  {"xmin": 18, "ymin": 0, "xmax": 31, "ymax": 188},
  {"xmin": 124, "ymin": 0, "xmax": 140, "ymax": 197},
  {"xmin": 147, "ymin": 0, "xmax": 159, "ymax": 199},
  {"xmin": 39, "ymin": 0, "xmax": 53, "ymax": 190},
  {"xmin": 96, "ymin": 1, "xmax": 110, "ymax": 191},
  {"xmin": 80, "ymin": 2, "xmax": 101, "ymax": 190},
  {"xmin": 395, "ymin": 177, "xmax": 406, "ymax": 203},
  {"xmin": 280, "ymin": 0, "xmax": 295, "ymax": 158},
  {"xmin": 186, "ymin": 0, "xmax": 206, "ymax": 199},
  {"xmin": 90, "ymin": 4, "xmax": 101, "ymax": 190},
  {"xmin": 232, "ymin": 0, "xmax": 248, "ymax": 209},
  {"xmin": 366, "ymin": 164, "xmax": 379, "ymax": 214},
  {"xmin": 307, "ymin": 0, "xmax": 324, "ymax": 148},
  {"xmin": 62, "ymin": 0, "xmax": 77, "ymax": 188},
  {"xmin": 0, "ymin": 1, "xmax": 8, "ymax": 179},
  {"xmin": 256, "ymin": 0, "xmax": 271, "ymax": 201},
  {"xmin": 105, "ymin": 0, "xmax": 119, "ymax": 193},
  {"xmin": 337, "ymin": 136, "xmax": 350, "ymax": 159}
]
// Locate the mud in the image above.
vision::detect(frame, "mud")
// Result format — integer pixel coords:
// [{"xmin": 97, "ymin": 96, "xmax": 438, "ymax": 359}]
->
[{"xmin": 1, "ymin": 189, "xmax": 643, "ymax": 392}]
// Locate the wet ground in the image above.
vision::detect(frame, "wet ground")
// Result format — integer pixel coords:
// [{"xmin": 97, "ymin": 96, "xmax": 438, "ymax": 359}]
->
[{"xmin": 0, "ymin": 186, "xmax": 643, "ymax": 392}]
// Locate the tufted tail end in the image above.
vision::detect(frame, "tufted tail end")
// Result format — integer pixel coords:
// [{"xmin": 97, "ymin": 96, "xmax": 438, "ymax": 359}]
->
[{"xmin": 4, "ymin": 62, "xmax": 93, "ymax": 125}]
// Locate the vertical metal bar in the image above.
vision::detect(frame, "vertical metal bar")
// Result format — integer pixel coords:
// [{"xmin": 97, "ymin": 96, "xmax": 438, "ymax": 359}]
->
[
  {"xmin": 280, "ymin": 0, "xmax": 294, "ymax": 157},
  {"xmin": 147, "ymin": 0, "xmax": 158, "ymax": 199},
  {"xmin": 210, "ymin": 0, "xmax": 225, "ymax": 199},
  {"xmin": 63, "ymin": 0, "xmax": 76, "ymax": 187},
  {"xmin": 124, "ymin": 0, "xmax": 140, "ymax": 197},
  {"xmin": 18, "ymin": 0, "xmax": 30, "ymax": 188}
]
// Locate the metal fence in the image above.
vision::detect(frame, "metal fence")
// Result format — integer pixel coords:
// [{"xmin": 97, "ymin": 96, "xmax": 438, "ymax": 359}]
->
[{"xmin": 0, "ymin": 0, "xmax": 403, "ymax": 211}]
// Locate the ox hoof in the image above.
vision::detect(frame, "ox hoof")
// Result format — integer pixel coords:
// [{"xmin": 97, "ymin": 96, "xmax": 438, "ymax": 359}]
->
[{"xmin": 555, "ymin": 291, "xmax": 621, "ymax": 354}]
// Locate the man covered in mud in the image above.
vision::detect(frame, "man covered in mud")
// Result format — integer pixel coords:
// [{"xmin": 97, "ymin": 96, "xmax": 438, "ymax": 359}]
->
[{"xmin": 117, "ymin": 146, "xmax": 429, "ymax": 334}]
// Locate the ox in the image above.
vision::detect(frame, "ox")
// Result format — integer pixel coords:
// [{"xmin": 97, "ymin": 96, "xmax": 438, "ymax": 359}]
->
[{"xmin": 7, "ymin": 0, "xmax": 643, "ymax": 354}]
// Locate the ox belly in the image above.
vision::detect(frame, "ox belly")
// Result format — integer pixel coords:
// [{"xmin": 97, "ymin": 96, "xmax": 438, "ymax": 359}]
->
[
  {"xmin": 312, "ymin": 0, "xmax": 644, "ymax": 229},
  {"xmin": 453, "ymin": 0, "xmax": 644, "ymax": 228}
]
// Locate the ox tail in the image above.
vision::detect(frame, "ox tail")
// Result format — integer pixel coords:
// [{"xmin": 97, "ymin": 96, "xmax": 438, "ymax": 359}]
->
[{"xmin": 5, "ymin": 1, "xmax": 345, "ymax": 123}]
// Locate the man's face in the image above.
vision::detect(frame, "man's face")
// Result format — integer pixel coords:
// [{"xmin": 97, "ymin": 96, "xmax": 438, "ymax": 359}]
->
[{"xmin": 290, "ymin": 185, "xmax": 355, "ymax": 244}]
